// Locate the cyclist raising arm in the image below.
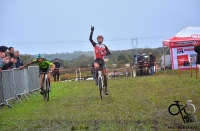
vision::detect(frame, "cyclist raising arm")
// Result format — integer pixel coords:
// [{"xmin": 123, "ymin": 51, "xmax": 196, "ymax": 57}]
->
[
  {"xmin": 89, "ymin": 26, "xmax": 111, "ymax": 95},
  {"xmin": 20, "ymin": 54, "xmax": 55, "ymax": 94}
]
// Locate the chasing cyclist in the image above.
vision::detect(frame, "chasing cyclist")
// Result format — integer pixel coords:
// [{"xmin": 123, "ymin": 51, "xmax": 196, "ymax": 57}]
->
[
  {"xmin": 89, "ymin": 26, "xmax": 111, "ymax": 95},
  {"xmin": 20, "ymin": 54, "xmax": 55, "ymax": 94}
]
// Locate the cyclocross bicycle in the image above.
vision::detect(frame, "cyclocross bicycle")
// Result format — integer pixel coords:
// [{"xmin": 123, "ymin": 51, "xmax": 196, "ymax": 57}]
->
[
  {"xmin": 96, "ymin": 68, "xmax": 105, "ymax": 99},
  {"xmin": 41, "ymin": 72, "xmax": 50, "ymax": 101}
]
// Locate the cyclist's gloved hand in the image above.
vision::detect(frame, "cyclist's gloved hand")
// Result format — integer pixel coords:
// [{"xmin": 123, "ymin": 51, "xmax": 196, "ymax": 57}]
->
[
  {"xmin": 91, "ymin": 26, "xmax": 94, "ymax": 32},
  {"xmin": 106, "ymin": 51, "xmax": 111, "ymax": 56}
]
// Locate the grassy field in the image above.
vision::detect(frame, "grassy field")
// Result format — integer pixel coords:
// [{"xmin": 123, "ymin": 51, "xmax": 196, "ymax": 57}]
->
[{"xmin": 0, "ymin": 70, "xmax": 200, "ymax": 131}]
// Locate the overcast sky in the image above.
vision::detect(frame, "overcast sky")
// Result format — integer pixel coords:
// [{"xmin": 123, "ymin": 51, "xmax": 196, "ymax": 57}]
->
[{"xmin": 0, "ymin": 0, "xmax": 200, "ymax": 55}]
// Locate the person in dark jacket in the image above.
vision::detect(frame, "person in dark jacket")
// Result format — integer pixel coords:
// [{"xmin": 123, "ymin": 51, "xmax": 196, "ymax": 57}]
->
[
  {"xmin": 14, "ymin": 50, "xmax": 23, "ymax": 68},
  {"xmin": 2, "ymin": 58, "xmax": 17, "ymax": 70},
  {"xmin": 137, "ymin": 53, "xmax": 145, "ymax": 77},
  {"xmin": 53, "ymin": 58, "xmax": 60, "ymax": 81},
  {"xmin": 194, "ymin": 42, "xmax": 200, "ymax": 64},
  {"xmin": 149, "ymin": 52, "xmax": 156, "ymax": 75},
  {"xmin": 6, "ymin": 47, "xmax": 16, "ymax": 69}
]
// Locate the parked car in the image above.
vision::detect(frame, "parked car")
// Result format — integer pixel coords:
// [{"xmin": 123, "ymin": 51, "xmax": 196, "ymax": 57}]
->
[
  {"xmin": 118, "ymin": 72, "xmax": 124, "ymax": 76},
  {"xmin": 86, "ymin": 77, "xmax": 94, "ymax": 80},
  {"xmin": 75, "ymin": 78, "xmax": 84, "ymax": 81},
  {"xmin": 108, "ymin": 71, "xmax": 123, "ymax": 77}
]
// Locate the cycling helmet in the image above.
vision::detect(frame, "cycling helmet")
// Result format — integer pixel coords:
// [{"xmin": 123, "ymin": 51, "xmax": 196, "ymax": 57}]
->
[
  {"xmin": 36, "ymin": 54, "xmax": 44, "ymax": 59},
  {"xmin": 97, "ymin": 35, "xmax": 104, "ymax": 40}
]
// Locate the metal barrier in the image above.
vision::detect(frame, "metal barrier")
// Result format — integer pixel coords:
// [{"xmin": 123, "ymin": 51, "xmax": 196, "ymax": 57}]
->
[
  {"xmin": 28, "ymin": 66, "xmax": 40, "ymax": 92},
  {"xmin": 0, "ymin": 73, "xmax": 4, "ymax": 104},
  {"xmin": 2, "ymin": 70, "xmax": 15, "ymax": 101},
  {"xmin": 13, "ymin": 68, "xmax": 29, "ymax": 102},
  {"xmin": 23, "ymin": 69, "xmax": 30, "ymax": 93},
  {"xmin": 0, "ymin": 66, "xmax": 40, "ymax": 108},
  {"xmin": 13, "ymin": 69, "xmax": 25, "ymax": 93}
]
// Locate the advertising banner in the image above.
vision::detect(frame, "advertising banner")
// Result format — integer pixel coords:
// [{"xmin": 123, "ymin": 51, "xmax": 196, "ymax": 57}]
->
[{"xmin": 171, "ymin": 46, "xmax": 196, "ymax": 69}]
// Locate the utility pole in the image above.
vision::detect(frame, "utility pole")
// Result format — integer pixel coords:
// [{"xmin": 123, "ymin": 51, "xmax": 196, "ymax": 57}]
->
[
  {"xmin": 130, "ymin": 37, "xmax": 138, "ymax": 77},
  {"xmin": 130, "ymin": 37, "xmax": 138, "ymax": 63}
]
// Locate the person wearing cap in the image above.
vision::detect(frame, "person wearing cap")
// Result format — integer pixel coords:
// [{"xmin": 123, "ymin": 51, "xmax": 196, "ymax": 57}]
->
[
  {"xmin": 0, "ymin": 46, "xmax": 8, "ymax": 53},
  {"xmin": 137, "ymin": 53, "xmax": 145, "ymax": 77},
  {"xmin": 53, "ymin": 58, "xmax": 60, "ymax": 81}
]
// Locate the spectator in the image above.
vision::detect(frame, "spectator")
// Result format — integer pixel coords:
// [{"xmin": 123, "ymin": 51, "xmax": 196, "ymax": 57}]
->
[
  {"xmin": 53, "ymin": 58, "xmax": 60, "ymax": 81},
  {"xmin": 0, "ymin": 46, "xmax": 17, "ymax": 70},
  {"xmin": 194, "ymin": 42, "xmax": 200, "ymax": 65},
  {"xmin": 6, "ymin": 47, "xmax": 16, "ymax": 69},
  {"xmin": 0, "ymin": 46, "xmax": 9, "ymax": 69},
  {"xmin": 137, "ymin": 53, "xmax": 145, "ymax": 77},
  {"xmin": 124, "ymin": 68, "xmax": 128, "ymax": 77},
  {"xmin": 149, "ymin": 52, "xmax": 156, "ymax": 75},
  {"xmin": 112, "ymin": 70, "xmax": 117, "ymax": 78},
  {"xmin": 14, "ymin": 50, "xmax": 23, "ymax": 68}
]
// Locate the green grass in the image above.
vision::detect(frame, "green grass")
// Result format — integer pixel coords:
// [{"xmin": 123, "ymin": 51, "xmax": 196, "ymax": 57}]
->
[{"xmin": 0, "ymin": 70, "xmax": 200, "ymax": 131}]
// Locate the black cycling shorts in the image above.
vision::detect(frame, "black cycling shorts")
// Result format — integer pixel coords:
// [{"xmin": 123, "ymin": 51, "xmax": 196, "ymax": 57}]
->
[
  {"xmin": 39, "ymin": 68, "xmax": 48, "ymax": 73},
  {"xmin": 93, "ymin": 58, "xmax": 106, "ymax": 69}
]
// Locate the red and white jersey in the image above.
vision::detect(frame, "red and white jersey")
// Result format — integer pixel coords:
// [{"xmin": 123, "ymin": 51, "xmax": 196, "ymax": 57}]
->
[
  {"xmin": 89, "ymin": 31, "xmax": 111, "ymax": 59},
  {"xmin": 93, "ymin": 43, "xmax": 107, "ymax": 59}
]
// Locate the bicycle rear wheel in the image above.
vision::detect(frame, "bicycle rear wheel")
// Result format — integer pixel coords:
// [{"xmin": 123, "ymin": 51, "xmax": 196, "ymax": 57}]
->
[{"xmin": 98, "ymin": 77, "xmax": 104, "ymax": 99}]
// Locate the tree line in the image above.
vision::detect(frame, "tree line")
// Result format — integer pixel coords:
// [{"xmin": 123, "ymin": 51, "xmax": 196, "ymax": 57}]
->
[{"xmin": 20, "ymin": 47, "xmax": 170, "ymax": 69}]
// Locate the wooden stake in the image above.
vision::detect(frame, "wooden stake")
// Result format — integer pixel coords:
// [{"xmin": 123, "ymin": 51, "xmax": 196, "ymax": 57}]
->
[
  {"xmin": 196, "ymin": 64, "xmax": 198, "ymax": 79},
  {"xmin": 178, "ymin": 59, "xmax": 181, "ymax": 77},
  {"xmin": 164, "ymin": 57, "xmax": 166, "ymax": 76},
  {"xmin": 190, "ymin": 58, "xmax": 192, "ymax": 78}
]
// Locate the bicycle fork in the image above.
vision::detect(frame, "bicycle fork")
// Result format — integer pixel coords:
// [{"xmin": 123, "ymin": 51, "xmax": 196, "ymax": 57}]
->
[
  {"xmin": 98, "ymin": 71, "xmax": 104, "ymax": 90},
  {"xmin": 43, "ymin": 74, "xmax": 49, "ymax": 90}
]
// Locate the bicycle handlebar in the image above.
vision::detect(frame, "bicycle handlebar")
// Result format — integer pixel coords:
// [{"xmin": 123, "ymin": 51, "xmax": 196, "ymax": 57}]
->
[
  {"xmin": 40, "ymin": 72, "xmax": 48, "ymax": 74},
  {"xmin": 91, "ymin": 68, "xmax": 105, "ymax": 71}
]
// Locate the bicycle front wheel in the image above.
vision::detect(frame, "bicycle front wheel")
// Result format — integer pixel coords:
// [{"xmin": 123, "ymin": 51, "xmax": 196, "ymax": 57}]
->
[
  {"xmin": 98, "ymin": 77, "xmax": 104, "ymax": 99},
  {"xmin": 43, "ymin": 79, "xmax": 46, "ymax": 100},
  {"xmin": 45, "ymin": 78, "xmax": 50, "ymax": 101}
]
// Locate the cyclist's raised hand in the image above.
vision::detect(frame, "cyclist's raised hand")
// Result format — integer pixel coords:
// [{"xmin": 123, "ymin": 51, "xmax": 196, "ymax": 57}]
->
[
  {"xmin": 106, "ymin": 51, "xmax": 111, "ymax": 56},
  {"xmin": 91, "ymin": 26, "xmax": 94, "ymax": 32}
]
